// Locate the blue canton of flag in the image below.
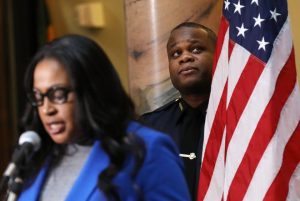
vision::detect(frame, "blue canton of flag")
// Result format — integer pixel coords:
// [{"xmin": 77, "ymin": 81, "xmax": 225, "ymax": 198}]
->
[{"xmin": 224, "ymin": 0, "xmax": 287, "ymax": 62}]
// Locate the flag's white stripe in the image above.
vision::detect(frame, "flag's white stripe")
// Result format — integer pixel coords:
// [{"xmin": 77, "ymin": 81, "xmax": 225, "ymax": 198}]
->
[
  {"xmin": 223, "ymin": 18, "xmax": 293, "ymax": 199},
  {"xmin": 202, "ymin": 28, "xmax": 229, "ymax": 159},
  {"xmin": 287, "ymin": 163, "xmax": 300, "ymax": 201},
  {"xmin": 227, "ymin": 45, "xmax": 251, "ymax": 106},
  {"xmin": 243, "ymin": 83, "xmax": 300, "ymax": 201},
  {"xmin": 203, "ymin": 129, "xmax": 226, "ymax": 201}
]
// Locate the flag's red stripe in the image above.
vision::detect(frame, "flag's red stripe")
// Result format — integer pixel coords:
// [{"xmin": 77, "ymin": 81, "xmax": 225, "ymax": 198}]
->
[
  {"xmin": 198, "ymin": 82, "xmax": 227, "ymax": 201},
  {"xmin": 212, "ymin": 16, "xmax": 228, "ymax": 76},
  {"xmin": 225, "ymin": 56, "xmax": 265, "ymax": 154},
  {"xmin": 228, "ymin": 38, "xmax": 235, "ymax": 60},
  {"xmin": 226, "ymin": 52, "xmax": 297, "ymax": 201},
  {"xmin": 197, "ymin": 15, "xmax": 229, "ymax": 201},
  {"xmin": 263, "ymin": 123, "xmax": 300, "ymax": 201}
]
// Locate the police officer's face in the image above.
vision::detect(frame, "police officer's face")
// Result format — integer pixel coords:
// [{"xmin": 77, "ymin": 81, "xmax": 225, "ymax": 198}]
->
[{"xmin": 167, "ymin": 27, "xmax": 214, "ymax": 95}]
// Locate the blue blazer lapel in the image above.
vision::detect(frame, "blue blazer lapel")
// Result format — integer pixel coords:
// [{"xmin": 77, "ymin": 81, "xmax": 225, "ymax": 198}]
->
[
  {"xmin": 18, "ymin": 159, "xmax": 50, "ymax": 201},
  {"xmin": 66, "ymin": 141, "xmax": 109, "ymax": 201}
]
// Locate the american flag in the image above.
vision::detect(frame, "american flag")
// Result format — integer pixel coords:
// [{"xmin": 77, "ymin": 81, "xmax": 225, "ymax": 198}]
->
[{"xmin": 198, "ymin": 0, "xmax": 300, "ymax": 200}]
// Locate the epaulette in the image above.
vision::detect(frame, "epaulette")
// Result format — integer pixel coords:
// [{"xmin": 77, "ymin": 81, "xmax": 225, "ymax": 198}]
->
[{"xmin": 142, "ymin": 97, "xmax": 182, "ymax": 115}]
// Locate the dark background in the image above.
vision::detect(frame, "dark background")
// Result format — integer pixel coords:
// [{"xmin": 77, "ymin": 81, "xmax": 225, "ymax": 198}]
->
[{"xmin": 0, "ymin": 0, "xmax": 50, "ymax": 173}]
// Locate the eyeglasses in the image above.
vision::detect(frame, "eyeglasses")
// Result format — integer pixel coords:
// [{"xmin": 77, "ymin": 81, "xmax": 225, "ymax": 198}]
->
[{"xmin": 27, "ymin": 86, "xmax": 73, "ymax": 107}]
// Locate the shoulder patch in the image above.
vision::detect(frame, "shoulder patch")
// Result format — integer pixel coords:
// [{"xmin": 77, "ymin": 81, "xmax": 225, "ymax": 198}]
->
[{"xmin": 142, "ymin": 98, "xmax": 181, "ymax": 116}]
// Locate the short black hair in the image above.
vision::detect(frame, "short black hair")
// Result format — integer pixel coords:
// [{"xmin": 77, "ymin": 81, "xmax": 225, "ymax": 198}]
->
[{"xmin": 170, "ymin": 21, "xmax": 217, "ymax": 45}]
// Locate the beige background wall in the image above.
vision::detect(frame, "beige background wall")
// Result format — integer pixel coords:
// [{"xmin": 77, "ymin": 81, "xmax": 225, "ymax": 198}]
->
[
  {"xmin": 289, "ymin": 0, "xmax": 300, "ymax": 82},
  {"xmin": 46, "ymin": 0, "xmax": 128, "ymax": 90}
]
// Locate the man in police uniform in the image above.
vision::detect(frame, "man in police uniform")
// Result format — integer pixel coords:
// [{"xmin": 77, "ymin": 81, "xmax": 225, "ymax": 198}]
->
[{"xmin": 142, "ymin": 22, "xmax": 217, "ymax": 200}]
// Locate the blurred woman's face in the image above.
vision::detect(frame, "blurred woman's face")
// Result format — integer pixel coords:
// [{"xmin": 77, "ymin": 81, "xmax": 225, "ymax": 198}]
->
[{"xmin": 33, "ymin": 58, "xmax": 80, "ymax": 144}]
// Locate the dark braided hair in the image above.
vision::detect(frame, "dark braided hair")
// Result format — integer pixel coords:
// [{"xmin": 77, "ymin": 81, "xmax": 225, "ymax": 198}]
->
[{"xmin": 21, "ymin": 34, "xmax": 145, "ymax": 200}]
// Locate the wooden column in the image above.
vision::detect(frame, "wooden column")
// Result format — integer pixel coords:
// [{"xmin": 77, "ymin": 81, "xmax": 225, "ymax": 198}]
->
[{"xmin": 125, "ymin": 0, "xmax": 222, "ymax": 113}]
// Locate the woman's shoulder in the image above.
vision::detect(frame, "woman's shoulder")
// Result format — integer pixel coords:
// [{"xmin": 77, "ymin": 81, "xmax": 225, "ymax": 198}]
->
[
  {"xmin": 126, "ymin": 121, "xmax": 180, "ymax": 163},
  {"xmin": 127, "ymin": 121, "xmax": 173, "ymax": 145},
  {"xmin": 125, "ymin": 121, "xmax": 191, "ymax": 200}
]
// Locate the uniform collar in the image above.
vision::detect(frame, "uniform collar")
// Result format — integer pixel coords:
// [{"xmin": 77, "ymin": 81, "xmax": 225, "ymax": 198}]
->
[{"xmin": 176, "ymin": 98, "xmax": 208, "ymax": 124}]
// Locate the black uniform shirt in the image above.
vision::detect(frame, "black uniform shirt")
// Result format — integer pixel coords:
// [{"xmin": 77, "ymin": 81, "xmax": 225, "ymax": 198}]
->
[{"xmin": 141, "ymin": 98, "xmax": 207, "ymax": 201}]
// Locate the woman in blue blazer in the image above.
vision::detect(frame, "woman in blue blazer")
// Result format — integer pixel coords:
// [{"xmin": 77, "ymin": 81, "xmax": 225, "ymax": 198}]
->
[{"xmin": 15, "ymin": 35, "xmax": 190, "ymax": 201}]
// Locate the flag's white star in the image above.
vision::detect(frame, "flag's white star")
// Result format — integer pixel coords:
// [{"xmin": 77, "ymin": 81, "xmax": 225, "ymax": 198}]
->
[
  {"xmin": 251, "ymin": 0, "xmax": 259, "ymax": 6},
  {"xmin": 253, "ymin": 14, "xmax": 265, "ymax": 28},
  {"xmin": 236, "ymin": 23, "xmax": 248, "ymax": 37},
  {"xmin": 257, "ymin": 37, "xmax": 270, "ymax": 51},
  {"xmin": 234, "ymin": 1, "xmax": 245, "ymax": 15},
  {"xmin": 270, "ymin": 8, "xmax": 281, "ymax": 22},
  {"xmin": 224, "ymin": 0, "xmax": 230, "ymax": 10}
]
